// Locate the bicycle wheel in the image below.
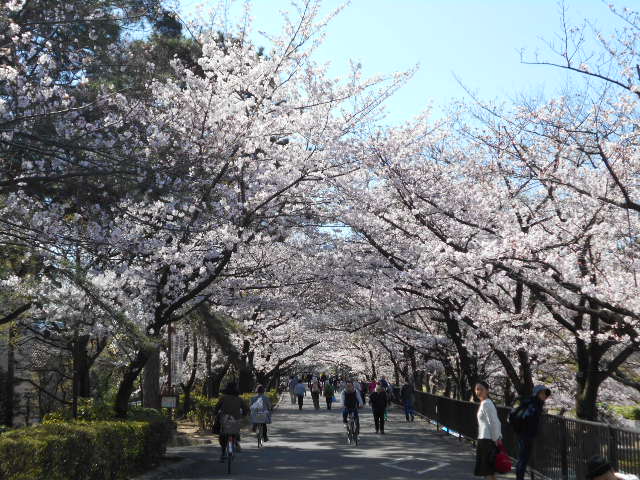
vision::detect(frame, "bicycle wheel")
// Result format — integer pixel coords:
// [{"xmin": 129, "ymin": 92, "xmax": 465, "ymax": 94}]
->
[{"xmin": 227, "ymin": 437, "xmax": 234, "ymax": 474}]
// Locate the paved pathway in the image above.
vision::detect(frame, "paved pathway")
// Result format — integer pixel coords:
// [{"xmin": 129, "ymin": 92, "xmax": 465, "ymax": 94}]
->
[{"xmin": 145, "ymin": 394, "xmax": 516, "ymax": 479}]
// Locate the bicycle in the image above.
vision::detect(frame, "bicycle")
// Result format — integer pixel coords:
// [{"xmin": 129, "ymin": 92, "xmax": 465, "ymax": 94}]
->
[
  {"xmin": 252, "ymin": 409, "xmax": 269, "ymax": 448},
  {"xmin": 346, "ymin": 411, "xmax": 359, "ymax": 446},
  {"xmin": 221, "ymin": 433, "xmax": 236, "ymax": 474},
  {"xmin": 220, "ymin": 414, "xmax": 241, "ymax": 474},
  {"xmin": 256, "ymin": 423, "xmax": 265, "ymax": 448}
]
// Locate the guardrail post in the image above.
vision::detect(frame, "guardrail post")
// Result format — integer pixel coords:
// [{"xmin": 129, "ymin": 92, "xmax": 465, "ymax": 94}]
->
[
  {"xmin": 561, "ymin": 419, "xmax": 568, "ymax": 480},
  {"xmin": 435, "ymin": 396, "xmax": 440, "ymax": 432},
  {"xmin": 609, "ymin": 425, "xmax": 619, "ymax": 472}
]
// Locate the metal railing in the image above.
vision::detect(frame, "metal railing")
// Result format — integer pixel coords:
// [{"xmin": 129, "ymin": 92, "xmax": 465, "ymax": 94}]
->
[{"xmin": 394, "ymin": 389, "xmax": 640, "ymax": 480}]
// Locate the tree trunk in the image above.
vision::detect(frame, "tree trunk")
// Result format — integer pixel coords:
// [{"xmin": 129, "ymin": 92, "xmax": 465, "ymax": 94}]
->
[
  {"xmin": 368, "ymin": 350, "xmax": 377, "ymax": 380},
  {"xmin": 203, "ymin": 336, "xmax": 213, "ymax": 398},
  {"xmin": 576, "ymin": 374, "xmax": 600, "ymax": 421},
  {"xmin": 114, "ymin": 347, "xmax": 152, "ymax": 418},
  {"xmin": 444, "ymin": 376, "xmax": 452, "ymax": 398},
  {"xmin": 142, "ymin": 345, "xmax": 161, "ymax": 410},
  {"xmin": 208, "ymin": 362, "xmax": 230, "ymax": 397},
  {"xmin": 3, "ymin": 323, "xmax": 15, "ymax": 427},
  {"xmin": 179, "ymin": 336, "xmax": 198, "ymax": 417},
  {"xmin": 238, "ymin": 341, "xmax": 254, "ymax": 393}
]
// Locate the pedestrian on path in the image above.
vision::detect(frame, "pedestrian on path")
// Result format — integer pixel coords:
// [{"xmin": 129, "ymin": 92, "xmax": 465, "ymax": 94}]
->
[
  {"xmin": 369, "ymin": 379, "xmax": 377, "ymax": 393},
  {"xmin": 511, "ymin": 385, "xmax": 551, "ymax": 480},
  {"xmin": 311, "ymin": 380, "xmax": 322, "ymax": 410},
  {"xmin": 250, "ymin": 384, "xmax": 273, "ymax": 442},
  {"xmin": 369, "ymin": 384, "xmax": 388, "ymax": 434},
  {"xmin": 400, "ymin": 381, "xmax": 415, "ymax": 422},
  {"xmin": 323, "ymin": 381, "xmax": 335, "ymax": 410},
  {"xmin": 289, "ymin": 376, "xmax": 297, "ymax": 405},
  {"xmin": 474, "ymin": 381, "xmax": 502, "ymax": 480},
  {"xmin": 294, "ymin": 379, "xmax": 307, "ymax": 410}
]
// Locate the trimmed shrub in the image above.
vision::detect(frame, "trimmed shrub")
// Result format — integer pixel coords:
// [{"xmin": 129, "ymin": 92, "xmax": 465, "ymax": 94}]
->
[{"xmin": 0, "ymin": 417, "xmax": 172, "ymax": 480}]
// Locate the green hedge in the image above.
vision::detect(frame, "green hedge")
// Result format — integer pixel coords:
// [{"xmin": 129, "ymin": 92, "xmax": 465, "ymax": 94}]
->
[{"xmin": 0, "ymin": 417, "xmax": 172, "ymax": 480}]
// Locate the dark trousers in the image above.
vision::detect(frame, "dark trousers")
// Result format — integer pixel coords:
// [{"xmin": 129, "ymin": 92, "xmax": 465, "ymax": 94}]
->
[
  {"xmin": 342, "ymin": 407, "xmax": 360, "ymax": 432},
  {"xmin": 516, "ymin": 435, "xmax": 534, "ymax": 480},
  {"xmin": 403, "ymin": 400, "xmax": 414, "ymax": 420},
  {"xmin": 311, "ymin": 392, "xmax": 320, "ymax": 409},
  {"xmin": 297, "ymin": 394, "xmax": 304, "ymax": 409},
  {"xmin": 373, "ymin": 410, "xmax": 385, "ymax": 432},
  {"xmin": 325, "ymin": 397, "xmax": 333, "ymax": 410}
]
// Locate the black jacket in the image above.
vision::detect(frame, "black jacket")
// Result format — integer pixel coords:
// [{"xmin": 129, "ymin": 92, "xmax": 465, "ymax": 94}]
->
[{"xmin": 369, "ymin": 392, "xmax": 388, "ymax": 412}]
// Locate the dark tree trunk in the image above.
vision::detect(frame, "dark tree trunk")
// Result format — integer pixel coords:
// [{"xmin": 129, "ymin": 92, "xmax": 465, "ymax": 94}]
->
[
  {"xmin": 203, "ymin": 336, "xmax": 213, "ymax": 398},
  {"xmin": 114, "ymin": 347, "xmax": 152, "ymax": 418},
  {"xmin": 3, "ymin": 324, "xmax": 16, "ymax": 427},
  {"xmin": 444, "ymin": 376, "xmax": 452, "ymax": 398},
  {"xmin": 207, "ymin": 362, "xmax": 230, "ymax": 397},
  {"xmin": 504, "ymin": 377, "xmax": 515, "ymax": 406},
  {"xmin": 368, "ymin": 350, "xmax": 377, "ymax": 380},
  {"xmin": 142, "ymin": 345, "xmax": 161, "ymax": 410},
  {"xmin": 238, "ymin": 341, "xmax": 254, "ymax": 393},
  {"xmin": 179, "ymin": 336, "xmax": 198, "ymax": 417},
  {"xmin": 70, "ymin": 335, "xmax": 92, "ymax": 405}
]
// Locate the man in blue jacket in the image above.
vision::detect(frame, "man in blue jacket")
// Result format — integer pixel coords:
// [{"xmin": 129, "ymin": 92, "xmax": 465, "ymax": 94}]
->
[{"xmin": 515, "ymin": 385, "xmax": 551, "ymax": 480}]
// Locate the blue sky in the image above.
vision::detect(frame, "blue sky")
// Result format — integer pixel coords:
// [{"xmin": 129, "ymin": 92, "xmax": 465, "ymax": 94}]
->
[{"xmin": 179, "ymin": 1, "xmax": 624, "ymax": 124}]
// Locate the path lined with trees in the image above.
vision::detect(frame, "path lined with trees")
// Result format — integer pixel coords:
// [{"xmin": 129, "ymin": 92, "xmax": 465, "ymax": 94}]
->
[{"xmin": 1, "ymin": 0, "xmax": 640, "ymax": 477}]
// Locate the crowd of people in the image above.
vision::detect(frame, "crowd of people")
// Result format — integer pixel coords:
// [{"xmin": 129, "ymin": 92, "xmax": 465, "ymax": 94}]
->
[
  {"xmin": 286, "ymin": 374, "xmax": 418, "ymax": 435},
  {"xmin": 210, "ymin": 376, "xmax": 637, "ymax": 480}
]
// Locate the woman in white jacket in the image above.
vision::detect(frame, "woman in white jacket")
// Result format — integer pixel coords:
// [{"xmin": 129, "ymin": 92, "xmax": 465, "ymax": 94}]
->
[{"xmin": 474, "ymin": 381, "xmax": 501, "ymax": 479}]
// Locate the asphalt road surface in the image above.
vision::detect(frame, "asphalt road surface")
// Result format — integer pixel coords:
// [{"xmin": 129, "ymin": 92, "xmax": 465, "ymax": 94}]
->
[{"xmin": 146, "ymin": 394, "xmax": 515, "ymax": 480}]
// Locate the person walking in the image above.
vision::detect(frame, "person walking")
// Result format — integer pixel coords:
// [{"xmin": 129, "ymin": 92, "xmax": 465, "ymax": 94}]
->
[
  {"xmin": 474, "ymin": 381, "xmax": 502, "ymax": 480},
  {"xmin": 294, "ymin": 379, "xmax": 307, "ymax": 410},
  {"xmin": 369, "ymin": 384, "xmax": 388, "ymax": 434},
  {"xmin": 323, "ymin": 381, "xmax": 335, "ymax": 410},
  {"xmin": 369, "ymin": 379, "xmax": 377, "ymax": 394},
  {"xmin": 310, "ymin": 380, "xmax": 322, "ymax": 410},
  {"xmin": 511, "ymin": 385, "xmax": 551, "ymax": 480},
  {"xmin": 400, "ymin": 381, "xmax": 415, "ymax": 422},
  {"xmin": 250, "ymin": 384, "xmax": 273, "ymax": 442},
  {"xmin": 288, "ymin": 375, "xmax": 297, "ymax": 405}
]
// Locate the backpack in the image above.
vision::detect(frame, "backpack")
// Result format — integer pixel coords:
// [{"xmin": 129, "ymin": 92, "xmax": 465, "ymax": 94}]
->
[
  {"xmin": 508, "ymin": 397, "xmax": 533, "ymax": 433},
  {"xmin": 251, "ymin": 396, "xmax": 265, "ymax": 412}
]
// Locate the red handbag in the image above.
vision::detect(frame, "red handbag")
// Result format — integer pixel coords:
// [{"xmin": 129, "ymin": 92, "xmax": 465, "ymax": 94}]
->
[{"xmin": 495, "ymin": 440, "xmax": 513, "ymax": 473}]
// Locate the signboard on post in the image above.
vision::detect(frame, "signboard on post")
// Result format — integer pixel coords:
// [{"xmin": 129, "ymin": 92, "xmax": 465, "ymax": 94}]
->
[
  {"xmin": 170, "ymin": 333, "xmax": 185, "ymax": 386},
  {"xmin": 161, "ymin": 395, "xmax": 178, "ymax": 409}
]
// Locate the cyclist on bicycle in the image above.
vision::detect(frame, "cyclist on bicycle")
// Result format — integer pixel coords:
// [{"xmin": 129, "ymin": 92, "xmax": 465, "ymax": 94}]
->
[
  {"xmin": 214, "ymin": 383, "xmax": 249, "ymax": 462},
  {"xmin": 250, "ymin": 385, "xmax": 273, "ymax": 442},
  {"xmin": 341, "ymin": 381, "xmax": 363, "ymax": 432}
]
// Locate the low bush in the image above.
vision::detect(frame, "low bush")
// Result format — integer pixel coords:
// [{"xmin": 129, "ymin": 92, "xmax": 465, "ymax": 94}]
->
[{"xmin": 0, "ymin": 416, "xmax": 172, "ymax": 480}]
